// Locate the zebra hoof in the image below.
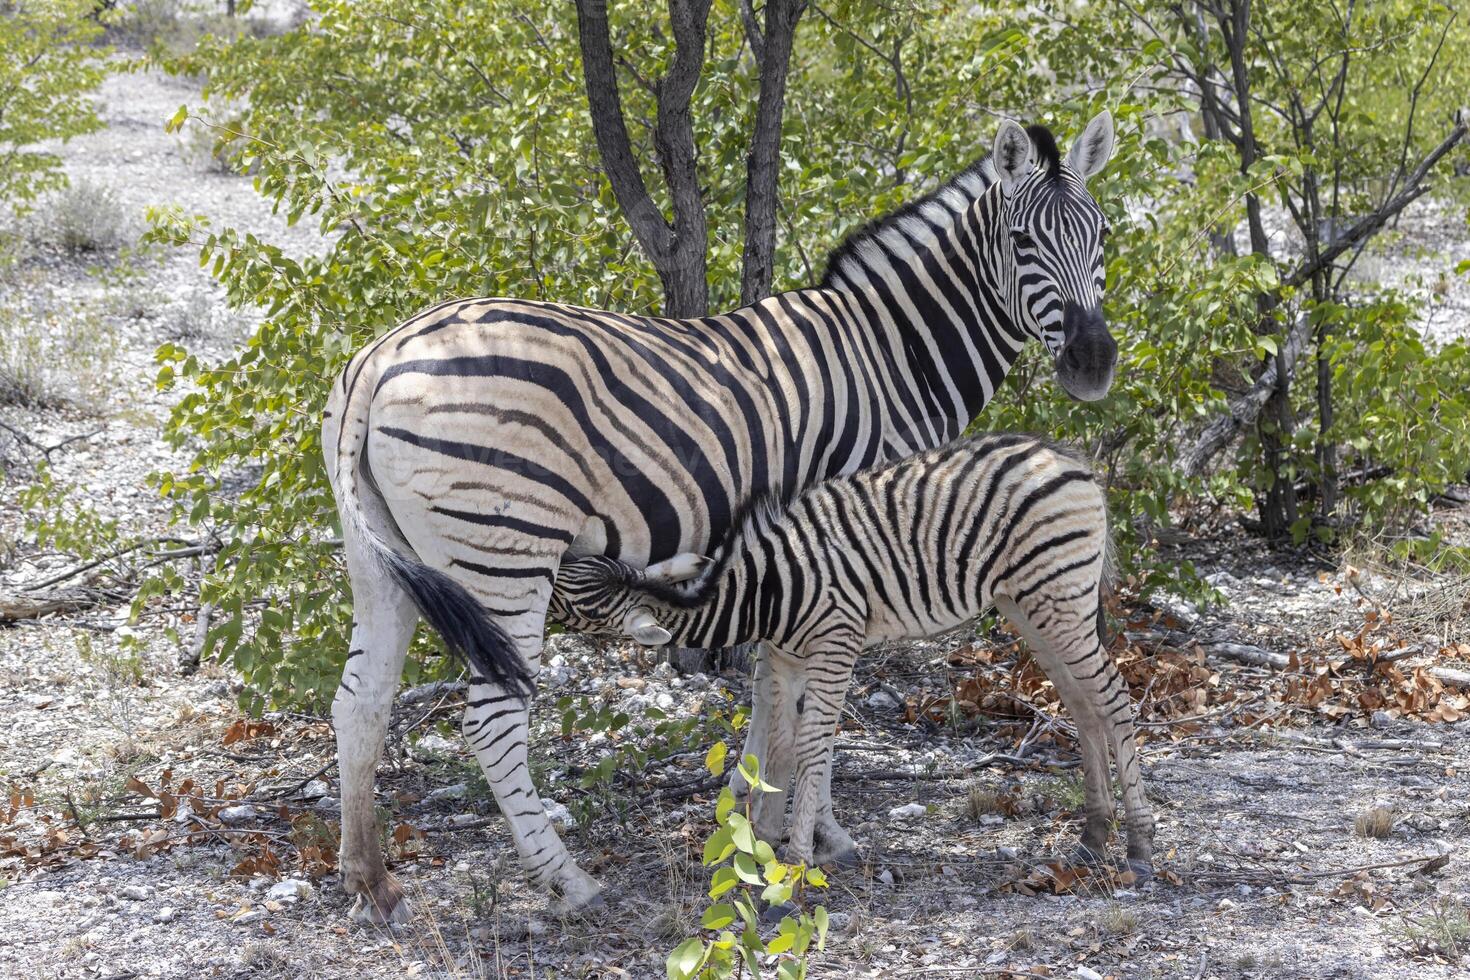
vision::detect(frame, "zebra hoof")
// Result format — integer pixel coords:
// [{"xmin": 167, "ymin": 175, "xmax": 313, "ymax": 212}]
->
[
  {"xmin": 348, "ymin": 874, "xmax": 412, "ymax": 926},
  {"xmin": 1124, "ymin": 858, "xmax": 1155, "ymax": 883},
  {"xmin": 550, "ymin": 868, "xmax": 605, "ymax": 917},
  {"xmin": 1071, "ymin": 843, "xmax": 1108, "ymax": 869},
  {"xmin": 812, "ymin": 839, "xmax": 863, "ymax": 870}
]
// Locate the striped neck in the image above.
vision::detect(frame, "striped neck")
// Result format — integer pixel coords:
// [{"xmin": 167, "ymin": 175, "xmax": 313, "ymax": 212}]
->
[{"xmin": 819, "ymin": 161, "xmax": 1028, "ymax": 441}]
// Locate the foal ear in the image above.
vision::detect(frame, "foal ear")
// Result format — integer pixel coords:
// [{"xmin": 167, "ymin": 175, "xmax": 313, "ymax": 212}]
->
[
  {"xmin": 1066, "ymin": 110, "xmax": 1115, "ymax": 181},
  {"xmin": 992, "ymin": 119, "xmax": 1035, "ymax": 194},
  {"xmin": 622, "ymin": 607, "xmax": 672, "ymax": 647},
  {"xmin": 644, "ymin": 552, "xmax": 712, "ymax": 584}
]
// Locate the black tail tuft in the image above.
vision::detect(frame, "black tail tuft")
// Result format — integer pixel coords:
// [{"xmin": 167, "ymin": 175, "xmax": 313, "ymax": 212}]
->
[{"xmin": 380, "ymin": 551, "xmax": 536, "ymax": 699}]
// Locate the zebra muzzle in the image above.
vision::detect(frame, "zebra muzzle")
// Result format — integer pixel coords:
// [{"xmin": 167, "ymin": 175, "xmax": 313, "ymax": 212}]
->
[{"xmin": 622, "ymin": 606, "xmax": 673, "ymax": 647}]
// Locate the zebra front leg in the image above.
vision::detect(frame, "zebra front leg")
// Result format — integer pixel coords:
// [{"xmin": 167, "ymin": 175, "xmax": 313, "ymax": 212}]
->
[
  {"xmin": 333, "ymin": 549, "xmax": 418, "ymax": 925},
  {"xmin": 747, "ymin": 650, "xmax": 801, "ymax": 845},
  {"xmin": 811, "ymin": 752, "xmax": 862, "ymax": 868},
  {"xmin": 782, "ymin": 638, "xmax": 860, "ymax": 865},
  {"xmin": 729, "ymin": 647, "xmax": 772, "ymax": 807}
]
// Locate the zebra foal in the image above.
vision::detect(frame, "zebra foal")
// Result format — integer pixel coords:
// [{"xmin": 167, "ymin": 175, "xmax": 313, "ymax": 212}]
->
[{"xmin": 550, "ymin": 434, "xmax": 1155, "ymax": 874}]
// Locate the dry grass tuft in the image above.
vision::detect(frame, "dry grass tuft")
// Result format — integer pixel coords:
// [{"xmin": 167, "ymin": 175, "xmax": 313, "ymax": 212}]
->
[
  {"xmin": 1007, "ymin": 927, "xmax": 1037, "ymax": 951},
  {"xmin": 1353, "ymin": 806, "xmax": 1394, "ymax": 839},
  {"xmin": 1101, "ymin": 903, "xmax": 1139, "ymax": 935},
  {"xmin": 966, "ymin": 782, "xmax": 1008, "ymax": 821}
]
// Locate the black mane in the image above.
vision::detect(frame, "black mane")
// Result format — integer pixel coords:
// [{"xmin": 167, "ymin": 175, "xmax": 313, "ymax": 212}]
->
[
  {"xmin": 1026, "ymin": 124, "xmax": 1062, "ymax": 179},
  {"xmin": 818, "ymin": 155, "xmax": 993, "ymax": 288},
  {"xmin": 817, "ymin": 123, "xmax": 1064, "ymax": 288}
]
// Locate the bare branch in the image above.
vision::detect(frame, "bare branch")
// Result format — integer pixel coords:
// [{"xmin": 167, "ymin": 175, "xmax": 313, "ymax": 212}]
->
[
  {"xmin": 1182, "ymin": 110, "xmax": 1470, "ymax": 477},
  {"xmin": 1180, "ymin": 312, "xmax": 1313, "ymax": 477},
  {"xmin": 573, "ymin": 0, "xmax": 675, "ymax": 266},
  {"xmin": 1282, "ymin": 109, "xmax": 1468, "ymax": 292}
]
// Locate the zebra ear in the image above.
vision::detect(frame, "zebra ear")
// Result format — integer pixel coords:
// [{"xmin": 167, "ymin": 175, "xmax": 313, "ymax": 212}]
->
[
  {"xmin": 1066, "ymin": 110, "xmax": 1115, "ymax": 181},
  {"xmin": 992, "ymin": 119, "xmax": 1035, "ymax": 194},
  {"xmin": 622, "ymin": 607, "xmax": 672, "ymax": 647}
]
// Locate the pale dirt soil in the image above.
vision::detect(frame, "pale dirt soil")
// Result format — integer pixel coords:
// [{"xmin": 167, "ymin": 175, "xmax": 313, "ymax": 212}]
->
[{"xmin": 2, "ymin": 65, "xmax": 1469, "ymax": 980}]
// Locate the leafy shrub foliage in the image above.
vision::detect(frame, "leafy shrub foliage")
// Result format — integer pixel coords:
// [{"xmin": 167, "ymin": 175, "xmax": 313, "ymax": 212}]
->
[
  {"xmin": 88, "ymin": 0, "xmax": 1470, "ymax": 714},
  {"xmin": 0, "ymin": 1, "xmax": 109, "ymax": 216},
  {"xmin": 669, "ymin": 747, "xmax": 828, "ymax": 980}
]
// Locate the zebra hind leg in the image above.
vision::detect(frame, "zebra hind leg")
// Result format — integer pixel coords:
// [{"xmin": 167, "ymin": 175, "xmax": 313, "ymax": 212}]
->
[
  {"xmin": 333, "ymin": 539, "xmax": 419, "ymax": 925},
  {"xmin": 993, "ymin": 593, "xmax": 1126, "ymax": 869},
  {"xmin": 459, "ymin": 583, "xmax": 603, "ymax": 913}
]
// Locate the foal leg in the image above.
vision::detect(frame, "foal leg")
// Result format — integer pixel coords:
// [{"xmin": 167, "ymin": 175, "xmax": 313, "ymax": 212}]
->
[
  {"xmin": 333, "ymin": 539, "xmax": 419, "ymax": 925},
  {"xmin": 810, "ymin": 749, "xmax": 862, "ymax": 867},
  {"xmin": 999, "ymin": 590, "xmax": 1123, "ymax": 863},
  {"xmin": 783, "ymin": 635, "xmax": 861, "ymax": 865},
  {"xmin": 747, "ymin": 650, "xmax": 802, "ymax": 845}
]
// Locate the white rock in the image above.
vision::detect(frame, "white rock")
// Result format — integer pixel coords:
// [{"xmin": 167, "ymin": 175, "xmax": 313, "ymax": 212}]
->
[
  {"xmin": 1370, "ymin": 710, "xmax": 1394, "ymax": 730},
  {"xmin": 1205, "ymin": 570, "xmax": 1241, "ymax": 591},
  {"xmin": 865, "ymin": 689, "xmax": 901, "ymax": 711},
  {"xmin": 877, "ymin": 868, "xmax": 895, "ymax": 885},
  {"xmin": 301, "ymin": 780, "xmax": 329, "ymax": 798},
  {"xmin": 888, "ymin": 802, "xmax": 926, "ymax": 821},
  {"xmin": 653, "ymin": 690, "xmax": 675, "ymax": 711},
  {"xmin": 825, "ymin": 911, "xmax": 852, "ymax": 934},
  {"xmin": 427, "ymin": 783, "xmax": 468, "ymax": 802},
  {"xmin": 1076, "ymin": 967, "xmax": 1104, "ymax": 980},
  {"xmin": 267, "ymin": 879, "xmax": 313, "ymax": 903},
  {"xmin": 119, "ymin": 884, "xmax": 153, "ymax": 901},
  {"xmin": 233, "ymin": 909, "xmax": 265, "ymax": 925},
  {"xmin": 153, "ymin": 907, "xmax": 177, "ymax": 923},
  {"xmin": 543, "ymin": 801, "xmax": 575, "ymax": 830},
  {"xmin": 447, "ymin": 813, "xmax": 481, "ymax": 827},
  {"xmin": 218, "ymin": 804, "xmax": 254, "ymax": 825}
]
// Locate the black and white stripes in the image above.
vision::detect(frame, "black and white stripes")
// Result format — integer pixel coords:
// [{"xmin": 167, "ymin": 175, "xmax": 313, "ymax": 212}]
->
[
  {"xmin": 321, "ymin": 112, "xmax": 1120, "ymax": 919},
  {"xmin": 550, "ymin": 434, "xmax": 1154, "ymax": 871}
]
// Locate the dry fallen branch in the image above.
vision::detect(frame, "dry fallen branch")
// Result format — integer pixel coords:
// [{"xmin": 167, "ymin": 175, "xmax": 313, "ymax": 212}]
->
[
  {"xmin": 0, "ymin": 593, "xmax": 100, "ymax": 622},
  {"xmin": 1130, "ymin": 626, "xmax": 1470, "ymax": 689}
]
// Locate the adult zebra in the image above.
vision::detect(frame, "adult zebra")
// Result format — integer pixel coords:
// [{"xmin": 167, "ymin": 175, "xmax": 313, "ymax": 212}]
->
[{"xmin": 323, "ymin": 112, "xmax": 1118, "ymax": 922}]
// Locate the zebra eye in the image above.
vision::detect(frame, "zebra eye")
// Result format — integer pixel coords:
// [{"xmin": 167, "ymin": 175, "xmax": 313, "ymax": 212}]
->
[{"xmin": 1011, "ymin": 230, "xmax": 1036, "ymax": 250}]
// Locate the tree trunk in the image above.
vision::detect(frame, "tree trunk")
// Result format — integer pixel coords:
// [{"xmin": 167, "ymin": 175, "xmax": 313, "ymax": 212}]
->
[
  {"xmin": 739, "ymin": 0, "xmax": 805, "ymax": 305},
  {"xmin": 573, "ymin": 0, "xmax": 712, "ymax": 318}
]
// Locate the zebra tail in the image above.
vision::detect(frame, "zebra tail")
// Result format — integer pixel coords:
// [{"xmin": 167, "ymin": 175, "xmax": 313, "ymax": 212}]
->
[
  {"xmin": 376, "ymin": 549, "xmax": 535, "ymax": 699},
  {"xmin": 331, "ymin": 365, "xmax": 535, "ymax": 699}
]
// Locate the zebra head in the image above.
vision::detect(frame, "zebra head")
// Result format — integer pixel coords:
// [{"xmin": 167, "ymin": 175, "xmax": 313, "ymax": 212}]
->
[{"xmin": 992, "ymin": 112, "xmax": 1118, "ymax": 402}]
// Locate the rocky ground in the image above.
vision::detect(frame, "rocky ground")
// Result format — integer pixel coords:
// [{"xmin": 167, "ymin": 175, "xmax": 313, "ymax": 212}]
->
[{"xmin": 2, "ymin": 53, "xmax": 1469, "ymax": 980}]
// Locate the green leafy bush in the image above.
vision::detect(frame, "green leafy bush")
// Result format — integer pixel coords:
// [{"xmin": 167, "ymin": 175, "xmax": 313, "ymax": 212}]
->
[
  {"xmin": 0, "ymin": 0, "xmax": 109, "ymax": 217},
  {"xmin": 668, "ymin": 747, "xmax": 828, "ymax": 980}
]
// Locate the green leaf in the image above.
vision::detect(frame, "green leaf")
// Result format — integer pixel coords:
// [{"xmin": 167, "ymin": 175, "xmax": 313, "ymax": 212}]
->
[
  {"xmin": 701, "ymin": 903, "xmax": 737, "ymax": 930},
  {"xmin": 733, "ymin": 852, "xmax": 763, "ymax": 885},
  {"xmin": 666, "ymin": 937, "xmax": 706, "ymax": 980},
  {"xmin": 705, "ymin": 740, "xmax": 728, "ymax": 777}
]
